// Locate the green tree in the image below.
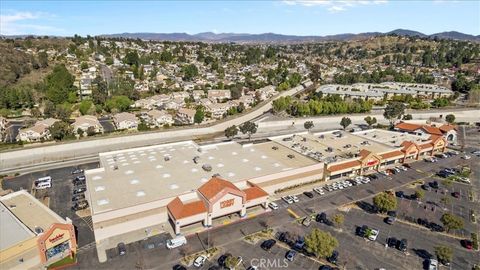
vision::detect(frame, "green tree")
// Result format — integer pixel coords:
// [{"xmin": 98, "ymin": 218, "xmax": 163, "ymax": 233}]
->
[
  {"xmin": 239, "ymin": 121, "xmax": 258, "ymax": 140},
  {"xmin": 194, "ymin": 106, "xmax": 204, "ymax": 124},
  {"xmin": 45, "ymin": 65, "xmax": 76, "ymax": 104},
  {"xmin": 49, "ymin": 121, "xmax": 73, "ymax": 141},
  {"xmin": 225, "ymin": 125, "xmax": 238, "ymax": 140},
  {"xmin": 86, "ymin": 126, "xmax": 97, "ymax": 136},
  {"xmin": 402, "ymin": 114, "xmax": 413, "ymax": 120},
  {"xmin": 105, "ymin": 96, "xmax": 132, "ymax": 112},
  {"xmin": 309, "ymin": 64, "xmax": 321, "ymax": 83},
  {"xmin": 304, "ymin": 228, "xmax": 339, "ymax": 259},
  {"xmin": 440, "ymin": 213, "xmax": 464, "ymax": 233},
  {"xmin": 80, "ymin": 62, "xmax": 88, "ymax": 70},
  {"xmin": 434, "ymin": 246, "xmax": 453, "ymax": 264},
  {"xmin": 373, "ymin": 192, "xmax": 397, "ymax": 213},
  {"xmin": 78, "ymin": 100, "xmax": 93, "ymax": 115},
  {"xmin": 55, "ymin": 104, "xmax": 72, "ymax": 121},
  {"xmin": 92, "ymin": 76, "xmax": 108, "ymax": 104},
  {"xmin": 383, "ymin": 102, "xmax": 405, "ymax": 126},
  {"xmin": 37, "ymin": 51, "xmax": 48, "ymax": 68},
  {"xmin": 340, "ymin": 117, "xmax": 352, "ymax": 130},
  {"xmin": 364, "ymin": 116, "xmax": 377, "ymax": 128},
  {"xmin": 224, "ymin": 256, "xmax": 240, "ymax": 269},
  {"xmin": 123, "ymin": 50, "xmax": 139, "ymax": 66},
  {"xmin": 182, "ymin": 64, "xmax": 198, "ymax": 81},
  {"xmin": 76, "ymin": 128, "xmax": 84, "ymax": 137},
  {"xmin": 304, "ymin": 121, "xmax": 314, "ymax": 132},
  {"xmin": 445, "ymin": 114, "xmax": 455, "ymax": 124}
]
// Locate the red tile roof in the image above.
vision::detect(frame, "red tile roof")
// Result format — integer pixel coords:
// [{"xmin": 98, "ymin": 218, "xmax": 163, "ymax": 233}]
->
[
  {"xmin": 197, "ymin": 177, "xmax": 241, "ymax": 201},
  {"xmin": 167, "ymin": 197, "xmax": 207, "ymax": 220},
  {"xmin": 421, "ymin": 125, "xmax": 443, "ymax": 136},
  {"xmin": 439, "ymin": 124, "xmax": 456, "ymax": 132},
  {"xmin": 395, "ymin": 122, "xmax": 422, "ymax": 131},
  {"xmin": 244, "ymin": 186, "xmax": 268, "ymax": 201},
  {"xmin": 327, "ymin": 160, "xmax": 361, "ymax": 172},
  {"xmin": 380, "ymin": 150, "xmax": 404, "ymax": 160}
]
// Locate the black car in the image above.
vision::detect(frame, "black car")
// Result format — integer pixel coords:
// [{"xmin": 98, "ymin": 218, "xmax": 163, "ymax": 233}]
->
[
  {"xmin": 117, "ymin": 242, "xmax": 126, "ymax": 256},
  {"xmin": 429, "ymin": 181, "xmax": 439, "ymax": 189},
  {"xmin": 395, "ymin": 191, "xmax": 404, "ymax": 198},
  {"xmin": 437, "ymin": 171, "xmax": 453, "ymax": 178},
  {"xmin": 208, "ymin": 266, "xmax": 221, "ymax": 270},
  {"xmin": 316, "ymin": 212, "xmax": 327, "ymax": 223},
  {"xmin": 397, "ymin": 239, "xmax": 408, "ymax": 252},
  {"xmin": 319, "ymin": 266, "xmax": 333, "ymax": 270},
  {"xmin": 421, "ymin": 184, "xmax": 432, "ymax": 191},
  {"xmin": 72, "ymin": 200, "xmax": 89, "ymax": 211},
  {"xmin": 277, "ymin": 232, "xmax": 294, "ymax": 246},
  {"xmin": 429, "ymin": 223, "xmax": 445, "ymax": 232},
  {"xmin": 387, "ymin": 237, "xmax": 398, "ymax": 248},
  {"xmin": 303, "ymin": 191, "xmax": 314, "ymax": 198},
  {"xmin": 327, "ymin": 250, "xmax": 338, "ymax": 264},
  {"xmin": 261, "ymin": 239, "xmax": 276, "ymax": 251},
  {"xmin": 417, "ymin": 218, "xmax": 429, "ymax": 227},
  {"xmin": 75, "ymin": 175, "xmax": 86, "ymax": 181},
  {"xmin": 368, "ymin": 174, "xmax": 378, "ymax": 180},
  {"xmin": 356, "ymin": 225, "xmax": 368, "ymax": 237},
  {"xmin": 217, "ymin": 253, "xmax": 231, "ymax": 267},
  {"xmin": 172, "ymin": 265, "xmax": 187, "ymax": 270},
  {"xmin": 387, "ymin": 211, "xmax": 397, "ymax": 217}
]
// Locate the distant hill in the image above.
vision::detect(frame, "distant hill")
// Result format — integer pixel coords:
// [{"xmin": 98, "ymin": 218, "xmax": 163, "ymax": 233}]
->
[{"xmin": 99, "ymin": 29, "xmax": 479, "ymax": 43}]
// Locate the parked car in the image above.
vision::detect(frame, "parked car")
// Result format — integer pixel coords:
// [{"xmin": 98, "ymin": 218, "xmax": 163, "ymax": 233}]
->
[
  {"xmin": 302, "ymin": 216, "xmax": 312, "ymax": 227},
  {"xmin": 385, "ymin": 216, "xmax": 396, "ymax": 225},
  {"xmin": 75, "ymin": 175, "xmax": 86, "ymax": 181},
  {"xmin": 172, "ymin": 264, "xmax": 187, "ymax": 270},
  {"xmin": 260, "ymin": 239, "xmax": 276, "ymax": 251},
  {"xmin": 282, "ymin": 196, "xmax": 294, "ymax": 204},
  {"xmin": 117, "ymin": 242, "xmax": 126, "ymax": 256},
  {"xmin": 73, "ymin": 187, "xmax": 87, "ymax": 194},
  {"xmin": 366, "ymin": 228, "xmax": 379, "ymax": 241},
  {"xmin": 72, "ymin": 168, "xmax": 84, "ymax": 174},
  {"xmin": 462, "ymin": 155, "xmax": 471, "ymax": 160},
  {"xmin": 397, "ymin": 239, "xmax": 408, "ymax": 252},
  {"xmin": 293, "ymin": 237, "xmax": 305, "ymax": 251},
  {"xmin": 395, "ymin": 191, "xmax": 405, "ymax": 198},
  {"xmin": 427, "ymin": 258, "xmax": 438, "ymax": 270},
  {"xmin": 452, "ymin": 192, "xmax": 460, "ymax": 198},
  {"xmin": 403, "ymin": 163, "xmax": 412, "ymax": 168},
  {"xmin": 268, "ymin": 202, "xmax": 279, "ymax": 210},
  {"xmin": 316, "ymin": 212, "xmax": 327, "ymax": 223},
  {"xmin": 429, "ymin": 223, "xmax": 445, "ymax": 232},
  {"xmin": 193, "ymin": 255, "xmax": 207, "ymax": 267},
  {"xmin": 424, "ymin": 157, "xmax": 437, "ymax": 163},
  {"xmin": 285, "ymin": 250, "xmax": 296, "ymax": 261},
  {"xmin": 461, "ymin": 239, "xmax": 473, "ymax": 249},
  {"xmin": 72, "ymin": 194, "xmax": 85, "ymax": 202},
  {"xmin": 417, "ymin": 218, "xmax": 429, "ymax": 227},
  {"xmin": 313, "ymin": 187, "xmax": 325, "ymax": 195},
  {"xmin": 217, "ymin": 253, "xmax": 231, "ymax": 267},
  {"xmin": 368, "ymin": 174, "xmax": 378, "ymax": 180},
  {"xmin": 303, "ymin": 191, "xmax": 314, "ymax": 198},
  {"xmin": 387, "ymin": 237, "xmax": 398, "ymax": 248},
  {"xmin": 421, "ymin": 184, "xmax": 432, "ymax": 191},
  {"xmin": 429, "ymin": 181, "xmax": 439, "ymax": 189},
  {"xmin": 72, "ymin": 200, "xmax": 89, "ymax": 211},
  {"xmin": 327, "ymin": 250, "xmax": 338, "ymax": 264},
  {"xmin": 291, "ymin": 195, "xmax": 299, "ymax": 203}
]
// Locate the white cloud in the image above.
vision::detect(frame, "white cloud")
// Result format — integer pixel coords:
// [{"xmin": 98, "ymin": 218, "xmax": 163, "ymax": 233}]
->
[
  {"xmin": 0, "ymin": 11, "xmax": 64, "ymax": 35},
  {"xmin": 283, "ymin": 0, "xmax": 388, "ymax": 12}
]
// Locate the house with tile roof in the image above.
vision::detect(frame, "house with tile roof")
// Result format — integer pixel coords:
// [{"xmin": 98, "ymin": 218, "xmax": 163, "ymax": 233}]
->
[
  {"xmin": 394, "ymin": 121, "xmax": 457, "ymax": 144},
  {"xmin": 16, "ymin": 118, "xmax": 60, "ymax": 142}
]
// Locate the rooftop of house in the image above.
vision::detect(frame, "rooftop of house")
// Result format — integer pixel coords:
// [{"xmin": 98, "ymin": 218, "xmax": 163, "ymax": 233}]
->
[{"xmin": 85, "ymin": 140, "xmax": 315, "ymax": 215}]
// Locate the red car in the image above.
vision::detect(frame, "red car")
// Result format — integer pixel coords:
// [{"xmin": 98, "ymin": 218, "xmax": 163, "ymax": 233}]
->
[{"xmin": 461, "ymin": 239, "xmax": 473, "ymax": 249}]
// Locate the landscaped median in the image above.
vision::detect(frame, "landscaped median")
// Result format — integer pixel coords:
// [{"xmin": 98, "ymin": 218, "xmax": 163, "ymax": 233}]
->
[{"xmin": 244, "ymin": 228, "xmax": 274, "ymax": 244}]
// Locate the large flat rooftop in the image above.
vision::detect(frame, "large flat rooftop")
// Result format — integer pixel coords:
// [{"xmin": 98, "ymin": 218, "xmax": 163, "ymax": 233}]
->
[
  {"xmin": 0, "ymin": 190, "xmax": 65, "ymax": 250},
  {"xmin": 86, "ymin": 140, "xmax": 316, "ymax": 214},
  {"xmin": 354, "ymin": 129, "xmax": 430, "ymax": 147},
  {"xmin": 270, "ymin": 131, "xmax": 395, "ymax": 164}
]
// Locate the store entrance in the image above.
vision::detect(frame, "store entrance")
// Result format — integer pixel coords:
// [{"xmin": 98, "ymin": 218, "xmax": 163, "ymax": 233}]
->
[{"xmin": 46, "ymin": 241, "xmax": 70, "ymax": 261}]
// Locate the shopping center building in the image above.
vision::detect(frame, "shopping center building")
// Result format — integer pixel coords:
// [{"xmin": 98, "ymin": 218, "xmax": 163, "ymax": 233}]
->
[
  {"xmin": 0, "ymin": 190, "xmax": 77, "ymax": 270},
  {"xmin": 84, "ymin": 125, "xmax": 448, "ymax": 262}
]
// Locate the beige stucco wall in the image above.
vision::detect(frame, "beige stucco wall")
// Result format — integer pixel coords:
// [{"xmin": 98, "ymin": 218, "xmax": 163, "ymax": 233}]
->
[
  {"xmin": 245, "ymin": 196, "xmax": 268, "ymax": 208},
  {"xmin": 211, "ymin": 193, "xmax": 243, "ymax": 219}
]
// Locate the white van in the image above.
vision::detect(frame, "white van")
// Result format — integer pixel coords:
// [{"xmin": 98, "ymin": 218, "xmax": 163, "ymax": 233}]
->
[
  {"xmin": 166, "ymin": 235, "xmax": 187, "ymax": 249},
  {"xmin": 35, "ymin": 176, "xmax": 52, "ymax": 189}
]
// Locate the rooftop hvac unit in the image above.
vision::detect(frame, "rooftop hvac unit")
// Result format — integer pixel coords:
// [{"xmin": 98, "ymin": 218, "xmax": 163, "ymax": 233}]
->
[
  {"xmin": 34, "ymin": 227, "xmax": 44, "ymax": 234},
  {"xmin": 164, "ymin": 156, "xmax": 170, "ymax": 161},
  {"xmin": 202, "ymin": 164, "xmax": 212, "ymax": 171},
  {"xmin": 193, "ymin": 156, "xmax": 200, "ymax": 164}
]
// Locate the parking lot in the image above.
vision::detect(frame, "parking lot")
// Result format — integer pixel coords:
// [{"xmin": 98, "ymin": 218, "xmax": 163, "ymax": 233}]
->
[
  {"xmin": 1, "ymin": 162, "xmax": 99, "ymax": 247},
  {"xmin": 2, "ymin": 141, "xmax": 478, "ymax": 270}
]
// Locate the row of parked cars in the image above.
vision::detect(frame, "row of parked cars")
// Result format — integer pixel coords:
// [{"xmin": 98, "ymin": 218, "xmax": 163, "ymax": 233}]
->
[{"xmin": 71, "ymin": 169, "xmax": 89, "ymax": 211}]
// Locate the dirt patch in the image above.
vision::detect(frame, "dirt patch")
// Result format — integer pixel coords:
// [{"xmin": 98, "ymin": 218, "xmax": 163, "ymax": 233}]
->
[{"xmin": 75, "ymin": 208, "xmax": 91, "ymax": 218}]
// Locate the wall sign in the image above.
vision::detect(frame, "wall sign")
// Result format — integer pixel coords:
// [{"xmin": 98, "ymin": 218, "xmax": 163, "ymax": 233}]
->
[
  {"xmin": 49, "ymin": 233, "xmax": 65, "ymax": 244},
  {"xmin": 220, "ymin": 198, "xmax": 234, "ymax": 208}
]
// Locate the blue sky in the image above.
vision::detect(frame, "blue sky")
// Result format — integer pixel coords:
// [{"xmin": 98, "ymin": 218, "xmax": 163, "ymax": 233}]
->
[{"xmin": 1, "ymin": 1, "xmax": 479, "ymax": 36}]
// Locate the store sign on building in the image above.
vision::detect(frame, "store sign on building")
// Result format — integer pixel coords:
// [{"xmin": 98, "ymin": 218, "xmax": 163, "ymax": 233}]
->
[
  {"xmin": 366, "ymin": 160, "xmax": 377, "ymax": 166},
  {"xmin": 220, "ymin": 198, "xmax": 234, "ymax": 209},
  {"xmin": 49, "ymin": 233, "xmax": 65, "ymax": 244}
]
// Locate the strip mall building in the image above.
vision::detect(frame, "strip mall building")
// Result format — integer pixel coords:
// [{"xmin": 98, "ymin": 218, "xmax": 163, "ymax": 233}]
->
[
  {"xmin": 84, "ymin": 124, "xmax": 449, "ymax": 262},
  {"xmin": 0, "ymin": 190, "xmax": 77, "ymax": 270}
]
